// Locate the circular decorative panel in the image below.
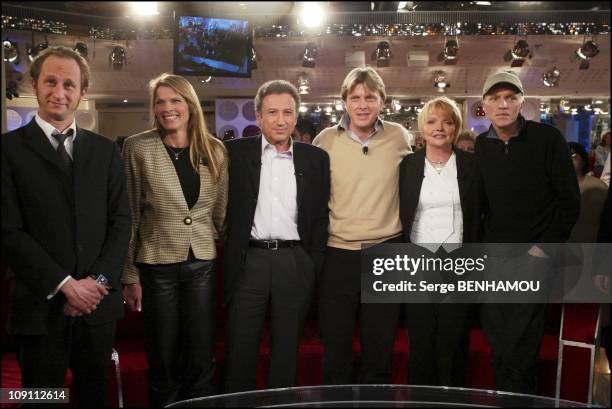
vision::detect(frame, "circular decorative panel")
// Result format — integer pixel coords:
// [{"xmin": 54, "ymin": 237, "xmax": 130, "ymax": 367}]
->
[
  {"xmin": 76, "ymin": 111, "xmax": 96, "ymax": 130},
  {"xmin": 242, "ymin": 125, "xmax": 261, "ymax": 138},
  {"xmin": 6, "ymin": 109, "xmax": 23, "ymax": 131},
  {"xmin": 219, "ymin": 124, "xmax": 239, "ymax": 141},
  {"xmin": 218, "ymin": 101, "xmax": 239, "ymax": 121},
  {"xmin": 242, "ymin": 101, "xmax": 256, "ymax": 121},
  {"xmin": 25, "ymin": 110, "xmax": 37, "ymax": 124}
]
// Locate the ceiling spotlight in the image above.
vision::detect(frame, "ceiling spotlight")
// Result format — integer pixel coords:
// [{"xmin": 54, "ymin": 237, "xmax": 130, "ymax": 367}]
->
[
  {"xmin": 6, "ymin": 79, "xmax": 20, "ymax": 100},
  {"xmin": 393, "ymin": 99, "xmax": 402, "ymax": 111},
  {"xmin": 324, "ymin": 105, "xmax": 333, "ymax": 114},
  {"xmin": 542, "ymin": 67, "xmax": 560, "ymax": 87},
  {"xmin": 3, "ymin": 40, "xmax": 19, "ymax": 64},
  {"xmin": 299, "ymin": 104, "xmax": 309, "ymax": 113},
  {"xmin": 73, "ymin": 42, "xmax": 88, "ymax": 58},
  {"xmin": 438, "ymin": 38, "xmax": 459, "ymax": 65},
  {"xmin": 572, "ymin": 39, "xmax": 599, "ymax": 70},
  {"xmin": 129, "ymin": 2, "xmax": 159, "ymax": 16},
  {"xmin": 301, "ymin": 42, "xmax": 318, "ymax": 68},
  {"xmin": 576, "ymin": 40, "xmax": 599, "ymax": 60},
  {"xmin": 110, "ymin": 46, "xmax": 127, "ymax": 70},
  {"xmin": 27, "ymin": 41, "xmax": 48, "ymax": 62},
  {"xmin": 250, "ymin": 47, "xmax": 258, "ymax": 70},
  {"xmin": 398, "ymin": 1, "xmax": 417, "ymax": 10},
  {"xmin": 200, "ymin": 76, "xmax": 212, "ymax": 83},
  {"xmin": 297, "ymin": 73, "xmax": 310, "ymax": 95},
  {"xmin": 299, "ymin": 2, "xmax": 324, "ymax": 28},
  {"xmin": 372, "ymin": 41, "xmax": 393, "ymax": 68},
  {"xmin": 504, "ymin": 39, "xmax": 530, "ymax": 67},
  {"xmin": 315, "ymin": 105, "xmax": 322, "ymax": 113},
  {"xmin": 335, "ymin": 99, "xmax": 343, "ymax": 111},
  {"xmin": 433, "ymin": 71, "xmax": 450, "ymax": 92}
]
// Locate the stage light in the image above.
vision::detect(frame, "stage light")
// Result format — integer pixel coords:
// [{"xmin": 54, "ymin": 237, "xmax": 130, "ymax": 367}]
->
[
  {"xmin": 302, "ymin": 42, "xmax": 318, "ymax": 68},
  {"xmin": 200, "ymin": 76, "xmax": 212, "ymax": 83},
  {"xmin": 299, "ymin": 2, "xmax": 324, "ymax": 28},
  {"xmin": 576, "ymin": 40, "xmax": 599, "ymax": 60},
  {"xmin": 110, "ymin": 46, "xmax": 127, "ymax": 70},
  {"xmin": 298, "ymin": 73, "xmax": 310, "ymax": 95},
  {"xmin": 27, "ymin": 41, "xmax": 48, "ymax": 62},
  {"xmin": 433, "ymin": 71, "xmax": 450, "ymax": 92},
  {"xmin": 324, "ymin": 106, "xmax": 333, "ymax": 114},
  {"xmin": 6, "ymin": 79, "xmax": 20, "ymax": 100},
  {"xmin": 372, "ymin": 41, "xmax": 393, "ymax": 67},
  {"xmin": 299, "ymin": 104, "xmax": 308, "ymax": 113},
  {"xmin": 504, "ymin": 39, "xmax": 530, "ymax": 67},
  {"xmin": 393, "ymin": 99, "xmax": 402, "ymax": 111},
  {"xmin": 542, "ymin": 67, "xmax": 560, "ymax": 87},
  {"xmin": 129, "ymin": 2, "xmax": 159, "ymax": 16},
  {"xmin": 251, "ymin": 47, "xmax": 258, "ymax": 70},
  {"xmin": 3, "ymin": 40, "xmax": 19, "ymax": 64},
  {"xmin": 572, "ymin": 39, "xmax": 599, "ymax": 70},
  {"xmin": 73, "ymin": 42, "xmax": 88, "ymax": 58},
  {"xmin": 335, "ymin": 99, "xmax": 343, "ymax": 111},
  {"xmin": 437, "ymin": 38, "xmax": 459, "ymax": 65},
  {"xmin": 331, "ymin": 115, "xmax": 337, "ymax": 123},
  {"xmin": 315, "ymin": 105, "xmax": 322, "ymax": 113}
]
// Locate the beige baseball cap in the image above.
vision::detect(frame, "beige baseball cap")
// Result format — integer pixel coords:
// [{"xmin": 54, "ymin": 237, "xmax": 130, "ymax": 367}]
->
[{"xmin": 482, "ymin": 71, "xmax": 524, "ymax": 97}]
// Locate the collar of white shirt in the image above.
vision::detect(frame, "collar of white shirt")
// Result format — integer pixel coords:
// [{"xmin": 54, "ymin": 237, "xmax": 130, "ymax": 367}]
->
[
  {"xmin": 35, "ymin": 113, "xmax": 78, "ymax": 143},
  {"xmin": 261, "ymin": 134, "xmax": 294, "ymax": 157}
]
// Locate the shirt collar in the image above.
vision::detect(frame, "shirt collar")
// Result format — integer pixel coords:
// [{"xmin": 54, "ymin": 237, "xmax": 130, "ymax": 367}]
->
[
  {"xmin": 337, "ymin": 113, "xmax": 384, "ymax": 135},
  {"xmin": 486, "ymin": 114, "xmax": 525, "ymax": 140},
  {"xmin": 35, "ymin": 113, "xmax": 77, "ymax": 141},
  {"xmin": 261, "ymin": 134, "xmax": 293, "ymax": 157}
]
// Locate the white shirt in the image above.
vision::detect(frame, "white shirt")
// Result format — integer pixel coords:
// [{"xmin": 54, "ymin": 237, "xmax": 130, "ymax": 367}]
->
[
  {"xmin": 250, "ymin": 136, "xmax": 300, "ymax": 240},
  {"xmin": 410, "ymin": 153, "xmax": 463, "ymax": 250},
  {"xmin": 35, "ymin": 114, "xmax": 78, "ymax": 298},
  {"xmin": 35, "ymin": 114, "xmax": 77, "ymax": 160}
]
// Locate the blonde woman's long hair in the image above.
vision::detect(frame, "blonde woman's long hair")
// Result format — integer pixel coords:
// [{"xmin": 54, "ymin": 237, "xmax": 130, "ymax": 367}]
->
[{"xmin": 149, "ymin": 73, "xmax": 226, "ymax": 184}]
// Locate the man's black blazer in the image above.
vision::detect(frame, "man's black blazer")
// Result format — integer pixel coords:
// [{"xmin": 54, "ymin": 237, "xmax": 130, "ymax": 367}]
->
[
  {"xmin": 399, "ymin": 148, "xmax": 483, "ymax": 243},
  {"xmin": 223, "ymin": 135, "xmax": 330, "ymax": 305},
  {"xmin": 1, "ymin": 119, "xmax": 132, "ymax": 335}
]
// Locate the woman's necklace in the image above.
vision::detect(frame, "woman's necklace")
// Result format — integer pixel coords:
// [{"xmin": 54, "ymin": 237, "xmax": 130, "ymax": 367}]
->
[
  {"xmin": 426, "ymin": 157, "xmax": 449, "ymax": 174},
  {"xmin": 164, "ymin": 144, "xmax": 188, "ymax": 161}
]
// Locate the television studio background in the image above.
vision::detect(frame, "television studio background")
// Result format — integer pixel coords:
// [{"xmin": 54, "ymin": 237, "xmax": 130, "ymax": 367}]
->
[{"xmin": 1, "ymin": 1, "xmax": 610, "ymax": 407}]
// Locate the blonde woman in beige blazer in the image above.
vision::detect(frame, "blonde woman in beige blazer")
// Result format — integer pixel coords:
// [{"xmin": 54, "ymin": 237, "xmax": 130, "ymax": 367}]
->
[{"xmin": 121, "ymin": 73, "xmax": 228, "ymax": 407}]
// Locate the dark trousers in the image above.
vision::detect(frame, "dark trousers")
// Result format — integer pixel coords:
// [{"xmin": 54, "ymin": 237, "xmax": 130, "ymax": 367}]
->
[
  {"xmin": 139, "ymin": 259, "xmax": 216, "ymax": 408},
  {"xmin": 480, "ymin": 253, "xmax": 552, "ymax": 394},
  {"xmin": 318, "ymin": 243, "xmax": 402, "ymax": 384},
  {"xmin": 224, "ymin": 245, "xmax": 314, "ymax": 393},
  {"xmin": 17, "ymin": 308, "xmax": 116, "ymax": 408},
  {"xmin": 404, "ymin": 303, "xmax": 473, "ymax": 387}
]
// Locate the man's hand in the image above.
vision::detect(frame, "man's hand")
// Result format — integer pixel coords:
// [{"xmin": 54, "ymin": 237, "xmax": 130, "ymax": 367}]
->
[
  {"xmin": 528, "ymin": 245, "xmax": 549, "ymax": 258},
  {"xmin": 63, "ymin": 301, "xmax": 86, "ymax": 317},
  {"xmin": 593, "ymin": 274, "xmax": 609, "ymax": 295},
  {"xmin": 60, "ymin": 276, "xmax": 108, "ymax": 314},
  {"xmin": 122, "ymin": 283, "xmax": 142, "ymax": 312}
]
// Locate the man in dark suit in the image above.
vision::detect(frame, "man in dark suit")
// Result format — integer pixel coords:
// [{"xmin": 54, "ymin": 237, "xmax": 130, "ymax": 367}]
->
[
  {"xmin": 223, "ymin": 80, "xmax": 330, "ymax": 392},
  {"xmin": 1, "ymin": 46, "xmax": 131, "ymax": 407}
]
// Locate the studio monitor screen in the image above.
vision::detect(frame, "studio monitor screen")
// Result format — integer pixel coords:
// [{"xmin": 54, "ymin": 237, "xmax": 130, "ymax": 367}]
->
[{"xmin": 175, "ymin": 15, "xmax": 251, "ymax": 78}]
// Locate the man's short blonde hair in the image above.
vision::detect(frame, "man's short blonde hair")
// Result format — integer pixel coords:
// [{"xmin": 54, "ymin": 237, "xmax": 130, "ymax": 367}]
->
[
  {"xmin": 340, "ymin": 67, "xmax": 386, "ymax": 101},
  {"xmin": 417, "ymin": 97, "xmax": 463, "ymax": 138}
]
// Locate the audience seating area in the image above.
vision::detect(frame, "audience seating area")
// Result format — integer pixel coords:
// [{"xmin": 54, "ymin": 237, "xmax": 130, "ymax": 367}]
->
[{"xmin": 0, "ymin": 250, "xmax": 602, "ymax": 407}]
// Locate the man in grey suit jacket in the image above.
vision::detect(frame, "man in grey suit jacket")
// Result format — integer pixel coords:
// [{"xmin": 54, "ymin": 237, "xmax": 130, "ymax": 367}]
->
[{"xmin": 1, "ymin": 47, "xmax": 131, "ymax": 407}]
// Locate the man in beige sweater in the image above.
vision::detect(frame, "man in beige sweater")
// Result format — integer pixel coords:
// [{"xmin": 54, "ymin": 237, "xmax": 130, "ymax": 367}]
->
[{"xmin": 313, "ymin": 67, "xmax": 412, "ymax": 384}]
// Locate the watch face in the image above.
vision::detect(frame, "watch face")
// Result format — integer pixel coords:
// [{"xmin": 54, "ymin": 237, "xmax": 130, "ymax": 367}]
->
[{"xmin": 95, "ymin": 274, "xmax": 110, "ymax": 287}]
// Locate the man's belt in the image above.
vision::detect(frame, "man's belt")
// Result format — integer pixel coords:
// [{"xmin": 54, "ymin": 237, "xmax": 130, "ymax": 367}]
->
[{"xmin": 248, "ymin": 239, "xmax": 302, "ymax": 250}]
